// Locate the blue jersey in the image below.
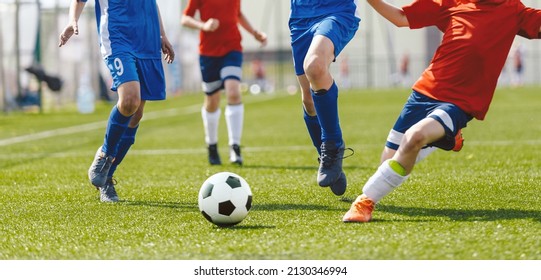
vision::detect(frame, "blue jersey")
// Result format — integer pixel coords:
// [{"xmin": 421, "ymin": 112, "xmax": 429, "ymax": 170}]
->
[
  {"xmin": 81, "ymin": 0, "xmax": 161, "ymax": 59},
  {"xmin": 290, "ymin": 0, "xmax": 360, "ymax": 19}
]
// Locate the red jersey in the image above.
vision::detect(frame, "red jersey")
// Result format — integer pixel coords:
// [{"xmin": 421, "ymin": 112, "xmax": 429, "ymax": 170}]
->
[
  {"xmin": 403, "ymin": 0, "xmax": 541, "ymax": 120},
  {"xmin": 183, "ymin": 0, "xmax": 242, "ymax": 57}
]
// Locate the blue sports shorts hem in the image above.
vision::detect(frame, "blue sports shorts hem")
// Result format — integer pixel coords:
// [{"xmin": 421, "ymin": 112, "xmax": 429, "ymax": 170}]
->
[
  {"xmin": 289, "ymin": 12, "xmax": 360, "ymax": 76},
  {"xmin": 385, "ymin": 90, "xmax": 473, "ymax": 151},
  {"xmin": 199, "ymin": 51, "xmax": 243, "ymax": 95},
  {"xmin": 105, "ymin": 53, "xmax": 166, "ymax": 101}
]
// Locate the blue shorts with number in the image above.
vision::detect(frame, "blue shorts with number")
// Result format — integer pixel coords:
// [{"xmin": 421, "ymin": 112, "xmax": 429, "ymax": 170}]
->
[
  {"xmin": 386, "ymin": 90, "xmax": 473, "ymax": 151},
  {"xmin": 105, "ymin": 53, "xmax": 166, "ymax": 101},
  {"xmin": 199, "ymin": 51, "xmax": 243, "ymax": 95},
  {"xmin": 289, "ymin": 12, "xmax": 360, "ymax": 76}
]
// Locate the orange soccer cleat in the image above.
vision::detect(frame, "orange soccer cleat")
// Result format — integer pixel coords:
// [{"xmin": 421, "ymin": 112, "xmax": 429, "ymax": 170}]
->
[
  {"xmin": 342, "ymin": 196, "xmax": 375, "ymax": 223},
  {"xmin": 452, "ymin": 129, "xmax": 464, "ymax": 152}
]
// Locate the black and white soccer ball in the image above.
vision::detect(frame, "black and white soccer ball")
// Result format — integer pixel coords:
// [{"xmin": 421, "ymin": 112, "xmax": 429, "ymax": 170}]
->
[{"xmin": 198, "ymin": 172, "xmax": 252, "ymax": 227}]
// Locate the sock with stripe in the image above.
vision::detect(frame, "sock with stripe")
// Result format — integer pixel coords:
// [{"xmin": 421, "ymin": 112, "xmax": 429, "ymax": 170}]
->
[{"xmin": 362, "ymin": 159, "xmax": 409, "ymax": 203}]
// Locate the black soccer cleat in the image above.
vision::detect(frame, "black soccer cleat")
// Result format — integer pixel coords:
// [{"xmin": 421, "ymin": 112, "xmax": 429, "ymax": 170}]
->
[{"xmin": 208, "ymin": 144, "xmax": 222, "ymax": 165}]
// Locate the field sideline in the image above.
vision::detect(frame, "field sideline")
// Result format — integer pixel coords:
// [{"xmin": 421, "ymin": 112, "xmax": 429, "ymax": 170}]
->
[{"xmin": 0, "ymin": 87, "xmax": 540, "ymax": 261}]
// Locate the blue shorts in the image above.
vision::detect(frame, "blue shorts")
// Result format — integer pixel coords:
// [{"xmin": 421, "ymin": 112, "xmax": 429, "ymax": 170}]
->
[
  {"xmin": 105, "ymin": 53, "xmax": 166, "ymax": 101},
  {"xmin": 199, "ymin": 51, "xmax": 243, "ymax": 95},
  {"xmin": 289, "ymin": 12, "xmax": 360, "ymax": 75},
  {"xmin": 386, "ymin": 91, "xmax": 473, "ymax": 151}
]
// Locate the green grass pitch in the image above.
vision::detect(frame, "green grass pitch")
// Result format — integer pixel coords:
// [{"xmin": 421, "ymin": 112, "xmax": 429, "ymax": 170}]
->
[{"xmin": 0, "ymin": 86, "xmax": 540, "ymax": 260}]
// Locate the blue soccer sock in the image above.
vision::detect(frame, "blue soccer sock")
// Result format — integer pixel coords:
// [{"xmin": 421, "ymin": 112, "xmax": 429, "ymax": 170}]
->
[
  {"xmin": 311, "ymin": 82, "xmax": 343, "ymax": 147},
  {"xmin": 107, "ymin": 125, "xmax": 138, "ymax": 177},
  {"xmin": 102, "ymin": 105, "xmax": 132, "ymax": 157},
  {"xmin": 303, "ymin": 108, "xmax": 322, "ymax": 155}
]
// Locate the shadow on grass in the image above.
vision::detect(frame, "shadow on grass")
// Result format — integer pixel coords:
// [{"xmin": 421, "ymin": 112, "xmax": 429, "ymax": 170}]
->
[
  {"xmin": 1, "ymin": 140, "xmax": 94, "ymax": 169},
  {"xmin": 253, "ymin": 203, "xmax": 341, "ymax": 211},
  {"xmin": 241, "ymin": 164, "xmax": 370, "ymax": 172},
  {"xmin": 377, "ymin": 204, "xmax": 541, "ymax": 222},
  {"xmin": 118, "ymin": 200, "xmax": 342, "ymax": 213},
  {"xmin": 211, "ymin": 225, "xmax": 276, "ymax": 230},
  {"xmin": 119, "ymin": 200, "xmax": 198, "ymax": 211}
]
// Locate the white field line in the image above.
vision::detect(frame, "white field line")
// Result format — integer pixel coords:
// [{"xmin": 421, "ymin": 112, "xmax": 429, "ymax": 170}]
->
[
  {"xmin": 0, "ymin": 106, "xmax": 199, "ymax": 147},
  {"xmin": 0, "ymin": 95, "xmax": 277, "ymax": 147},
  {"xmin": 2, "ymin": 140, "xmax": 541, "ymax": 160},
  {"xmin": 0, "ymin": 145, "xmax": 313, "ymax": 159},
  {"xmin": 1, "ymin": 94, "xmax": 540, "ymax": 151}
]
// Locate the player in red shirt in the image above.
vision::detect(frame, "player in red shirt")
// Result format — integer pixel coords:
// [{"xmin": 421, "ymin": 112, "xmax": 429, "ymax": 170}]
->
[
  {"xmin": 343, "ymin": 0, "xmax": 541, "ymax": 222},
  {"xmin": 181, "ymin": 0, "xmax": 267, "ymax": 166}
]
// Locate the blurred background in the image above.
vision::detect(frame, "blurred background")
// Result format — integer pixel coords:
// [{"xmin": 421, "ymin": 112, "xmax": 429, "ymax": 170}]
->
[{"xmin": 1, "ymin": 0, "xmax": 540, "ymax": 113}]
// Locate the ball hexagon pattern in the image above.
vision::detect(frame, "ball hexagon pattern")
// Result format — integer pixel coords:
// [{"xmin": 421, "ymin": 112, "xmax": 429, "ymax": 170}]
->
[{"xmin": 198, "ymin": 172, "xmax": 252, "ymax": 227}]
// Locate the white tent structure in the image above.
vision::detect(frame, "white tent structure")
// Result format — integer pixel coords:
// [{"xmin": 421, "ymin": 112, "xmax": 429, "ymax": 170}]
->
[
  {"xmin": 0, "ymin": 0, "xmax": 41, "ymax": 112},
  {"xmin": 2, "ymin": 0, "xmax": 541, "ymax": 113},
  {"xmin": 0, "ymin": 0, "xmax": 181, "ymax": 113}
]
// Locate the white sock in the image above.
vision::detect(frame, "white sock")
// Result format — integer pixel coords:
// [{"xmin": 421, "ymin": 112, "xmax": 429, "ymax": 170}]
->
[
  {"xmin": 416, "ymin": 146, "xmax": 437, "ymax": 163},
  {"xmin": 201, "ymin": 107, "xmax": 221, "ymax": 145},
  {"xmin": 362, "ymin": 159, "xmax": 409, "ymax": 203},
  {"xmin": 225, "ymin": 103, "xmax": 244, "ymax": 146}
]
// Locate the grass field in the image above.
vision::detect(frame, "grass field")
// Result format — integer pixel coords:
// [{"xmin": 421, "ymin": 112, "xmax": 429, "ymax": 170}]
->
[{"xmin": 1, "ymin": 86, "xmax": 540, "ymax": 260}]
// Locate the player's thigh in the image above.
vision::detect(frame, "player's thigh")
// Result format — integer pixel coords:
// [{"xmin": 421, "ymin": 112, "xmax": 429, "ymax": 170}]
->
[
  {"xmin": 117, "ymin": 81, "xmax": 141, "ymax": 101},
  {"xmin": 312, "ymin": 13, "xmax": 359, "ymax": 60},
  {"xmin": 290, "ymin": 13, "xmax": 358, "ymax": 75},
  {"xmin": 305, "ymin": 35, "xmax": 335, "ymax": 68},
  {"xmin": 406, "ymin": 117, "xmax": 446, "ymax": 146}
]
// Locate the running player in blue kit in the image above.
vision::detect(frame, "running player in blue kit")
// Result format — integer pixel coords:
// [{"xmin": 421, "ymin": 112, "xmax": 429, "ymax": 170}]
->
[
  {"xmin": 59, "ymin": 0, "xmax": 175, "ymax": 202},
  {"xmin": 289, "ymin": 0, "xmax": 360, "ymax": 196}
]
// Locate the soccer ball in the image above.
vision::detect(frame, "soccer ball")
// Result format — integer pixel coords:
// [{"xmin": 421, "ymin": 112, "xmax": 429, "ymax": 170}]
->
[{"xmin": 198, "ymin": 172, "xmax": 252, "ymax": 227}]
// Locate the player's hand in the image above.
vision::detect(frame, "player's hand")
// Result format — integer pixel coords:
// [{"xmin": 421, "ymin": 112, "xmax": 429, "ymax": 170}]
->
[
  {"xmin": 58, "ymin": 21, "xmax": 79, "ymax": 47},
  {"xmin": 202, "ymin": 18, "xmax": 219, "ymax": 32},
  {"xmin": 253, "ymin": 30, "xmax": 267, "ymax": 47},
  {"xmin": 161, "ymin": 36, "xmax": 175, "ymax": 64}
]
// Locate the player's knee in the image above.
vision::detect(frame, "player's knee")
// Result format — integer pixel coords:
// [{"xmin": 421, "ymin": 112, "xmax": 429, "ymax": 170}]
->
[
  {"xmin": 403, "ymin": 129, "xmax": 428, "ymax": 151},
  {"xmin": 303, "ymin": 58, "xmax": 326, "ymax": 81},
  {"xmin": 118, "ymin": 97, "xmax": 140, "ymax": 116},
  {"xmin": 226, "ymin": 92, "xmax": 242, "ymax": 105},
  {"xmin": 204, "ymin": 95, "xmax": 220, "ymax": 112}
]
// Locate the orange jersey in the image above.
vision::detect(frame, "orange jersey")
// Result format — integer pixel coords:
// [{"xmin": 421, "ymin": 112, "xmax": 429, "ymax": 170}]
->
[
  {"xmin": 403, "ymin": 0, "xmax": 541, "ymax": 120},
  {"xmin": 183, "ymin": 0, "xmax": 242, "ymax": 57}
]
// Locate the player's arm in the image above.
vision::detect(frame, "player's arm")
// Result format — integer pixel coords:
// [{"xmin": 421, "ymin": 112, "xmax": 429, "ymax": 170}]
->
[
  {"xmin": 181, "ymin": 14, "xmax": 219, "ymax": 32},
  {"xmin": 58, "ymin": 0, "xmax": 86, "ymax": 47},
  {"xmin": 156, "ymin": 4, "xmax": 175, "ymax": 64},
  {"xmin": 367, "ymin": 0, "xmax": 409, "ymax": 27},
  {"xmin": 238, "ymin": 12, "xmax": 267, "ymax": 46}
]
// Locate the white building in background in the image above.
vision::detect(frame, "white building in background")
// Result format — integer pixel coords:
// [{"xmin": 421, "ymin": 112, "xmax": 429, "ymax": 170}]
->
[
  {"xmin": 238, "ymin": 0, "xmax": 541, "ymax": 89},
  {"xmin": 2, "ymin": 0, "xmax": 541, "ymax": 112}
]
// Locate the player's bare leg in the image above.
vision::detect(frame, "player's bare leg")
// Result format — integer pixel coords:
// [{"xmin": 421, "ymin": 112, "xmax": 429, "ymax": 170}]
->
[
  {"xmin": 224, "ymin": 79, "xmax": 244, "ymax": 165},
  {"xmin": 202, "ymin": 91, "xmax": 222, "ymax": 165}
]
